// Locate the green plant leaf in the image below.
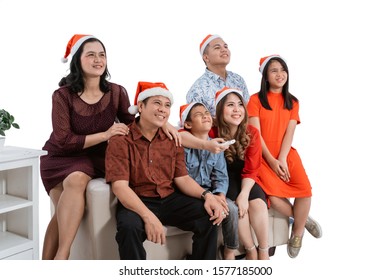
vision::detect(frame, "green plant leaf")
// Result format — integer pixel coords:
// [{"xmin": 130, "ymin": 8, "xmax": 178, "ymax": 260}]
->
[{"xmin": 0, "ymin": 109, "xmax": 20, "ymax": 136}]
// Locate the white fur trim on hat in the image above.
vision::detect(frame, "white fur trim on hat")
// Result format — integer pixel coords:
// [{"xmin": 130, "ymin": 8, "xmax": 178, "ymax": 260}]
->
[
  {"xmin": 61, "ymin": 35, "xmax": 96, "ymax": 63},
  {"xmin": 128, "ymin": 87, "xmax": 174, "ymax": 115},
  {"xmin": 179, "ymin": 102, "xmax": 205, "ymax": 128},
  {"xmin": 200, "ymin": 34, "xmax": 222, "ymax": 56},
  {"xmin": 215, "ymin": 88, "xmax": 243, "ymax": 106},
  {"xmin": 259, "ymin": 55, "xmax": 286, "ymax": 74}
]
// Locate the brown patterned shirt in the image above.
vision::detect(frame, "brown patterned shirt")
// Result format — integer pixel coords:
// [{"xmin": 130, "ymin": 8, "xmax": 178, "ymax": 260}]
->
[{"xmin": 105, "ymin": 119, "xmax": 188, "ymax": 198}]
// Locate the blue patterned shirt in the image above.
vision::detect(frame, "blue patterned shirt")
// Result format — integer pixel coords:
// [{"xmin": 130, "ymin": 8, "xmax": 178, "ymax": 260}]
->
[
  {"xmin": 184, "ymin": 142, "xmax": 229, "ymax": 194},
  {"xmin": 186, "ymin": 68, "xmax": 250, "ymax": 116}
]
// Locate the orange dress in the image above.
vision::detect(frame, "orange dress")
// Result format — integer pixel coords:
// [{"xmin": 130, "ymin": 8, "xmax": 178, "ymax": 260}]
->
[{"xmin": 246, "ymin": 92, "xmax": 312, "ymax": 198}]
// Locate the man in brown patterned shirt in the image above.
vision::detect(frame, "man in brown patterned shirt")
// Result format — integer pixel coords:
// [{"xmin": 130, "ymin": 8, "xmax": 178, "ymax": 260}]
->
[{"xmin": 105, "ymin": 82, "xmax": 226, "ymax": 260}]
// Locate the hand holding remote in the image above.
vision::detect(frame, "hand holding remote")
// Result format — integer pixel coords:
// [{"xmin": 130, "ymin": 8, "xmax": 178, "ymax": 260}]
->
[{"xmin": 220, "ymin": 139, "xmax": 236, "ymax": 147}]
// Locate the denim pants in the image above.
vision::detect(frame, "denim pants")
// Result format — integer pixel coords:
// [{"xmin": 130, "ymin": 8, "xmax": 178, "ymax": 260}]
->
[
  {"xmin": 115, "ymin": 191, "xmax": 218, "ymax": 260},
  {"xmin": 222, "ymin": 198, "xmax": 239, "ymax": 249}
]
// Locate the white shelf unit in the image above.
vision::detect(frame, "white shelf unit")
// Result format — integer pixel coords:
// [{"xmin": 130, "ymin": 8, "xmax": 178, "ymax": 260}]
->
[{"xmin": 0, "ymin": 146, "xmax": 47, "ymax": 260}]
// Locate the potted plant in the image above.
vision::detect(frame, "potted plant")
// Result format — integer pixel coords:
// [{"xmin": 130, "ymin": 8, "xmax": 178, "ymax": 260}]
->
[{"xmin": 0, "ymin": 109, "xmax": 20, "ymax": 148}]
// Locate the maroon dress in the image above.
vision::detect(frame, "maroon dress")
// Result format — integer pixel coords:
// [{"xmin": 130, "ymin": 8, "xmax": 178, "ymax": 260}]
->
[{"xmin": 40, "ymin": 82, "xmax": 134, "ymax": 195}]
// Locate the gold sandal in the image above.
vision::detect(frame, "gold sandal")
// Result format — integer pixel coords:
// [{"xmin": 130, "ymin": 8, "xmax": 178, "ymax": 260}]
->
[{"xmin": 287, "ymin": 235, "xmax": 302, "ymax": 258}]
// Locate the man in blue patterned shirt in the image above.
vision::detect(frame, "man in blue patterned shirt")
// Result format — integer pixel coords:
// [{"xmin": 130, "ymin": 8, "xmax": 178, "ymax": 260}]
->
[{"xmin": 186, "ymin": 34, "xmax": 250, "ymax": 117}]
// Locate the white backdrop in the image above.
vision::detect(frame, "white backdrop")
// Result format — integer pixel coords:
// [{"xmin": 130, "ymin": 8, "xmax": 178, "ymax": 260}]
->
[{"xmin": 1, "ymin": 0, "xmax": 389, "ymax": 278}]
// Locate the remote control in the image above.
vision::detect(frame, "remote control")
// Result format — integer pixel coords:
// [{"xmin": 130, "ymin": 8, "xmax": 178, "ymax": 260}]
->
[{"xmin": 220, "ymin": 139, "xmax": 236, "ymax": 146}]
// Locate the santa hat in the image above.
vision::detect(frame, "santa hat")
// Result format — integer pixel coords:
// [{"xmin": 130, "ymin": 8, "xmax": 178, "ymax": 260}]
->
[
  {"xmin": 199, "ymin": 34, "xmax": 222, "ymax": 56},
  {"xmin": 215, "ymin": 87, "xmax": 243, "ymax": 106},
  {"xmin": 128, "ymin": 81, "xmax": 174, "ymax": 115},
  {"xmin": 61, "ymin": 34, "xmax": 96, "ymax": 63},
  {"xmin": 259, "ymin": 54, "xmax": 286, "ymax": 74},
  {"xmin": 179, "ymin": 102, "xmax": 205, "ymax": 128}
]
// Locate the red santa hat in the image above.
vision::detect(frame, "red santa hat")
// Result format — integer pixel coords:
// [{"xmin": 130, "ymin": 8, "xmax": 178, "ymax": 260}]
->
[
  {"xmin": 61, "ymin": 34, "xmax": 96, "ymax": 63},
  {"xmin": 215, "ymin": 87, "xmax": 243, "ymax": 106},
  {"xmin": 199, "ymin": 34, "xmax": 222, "ymax": 56},
  {"xmin": 179, "ymin": 102, "xmax": 205, "ymax": 128},
  {"xmin": 128, "ymin": 81, "xmax": 174, "ymax": 115},
  {"xmin": 259, "ymin": 54, "xmax": 286, "ymax": 74}
]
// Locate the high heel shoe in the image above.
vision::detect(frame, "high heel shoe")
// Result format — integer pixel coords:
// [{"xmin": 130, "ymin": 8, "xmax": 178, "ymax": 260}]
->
[
  {"xmin": 245, "ymin": 245, "xmax": 257, "ymax": 260},
  {"xmin": 258, "ymin": 246, "xmax": 270, "ymax": 260}
]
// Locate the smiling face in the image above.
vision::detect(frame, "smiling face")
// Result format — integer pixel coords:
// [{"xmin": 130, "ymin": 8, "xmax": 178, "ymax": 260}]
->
[
  {"xmin": 184, "ymin": 104, "xmax": 212, "ymax": 135},
  {"xmin": 138, "ymin": 95, "xmax": 171, "ymax": 129},
  {"xmin": 222, "ymin": 93, "xmax": 246, "ymax": 131},
  {"xmin": 80, "ymin": 41, "xmax": 107, "ymax": 78},
  {"xmin": 203, "ymin": 37, "xmax": 230, "ymax": 66},
  {"xmin": 266, "ymin": 60, "xmax": 288, "ymax": 92}
]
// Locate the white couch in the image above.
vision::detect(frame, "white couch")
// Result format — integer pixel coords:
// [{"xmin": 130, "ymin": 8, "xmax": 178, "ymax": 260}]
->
[{"xmin": 68, "ymin": 178, "xmax": 288, "ymax": 260}]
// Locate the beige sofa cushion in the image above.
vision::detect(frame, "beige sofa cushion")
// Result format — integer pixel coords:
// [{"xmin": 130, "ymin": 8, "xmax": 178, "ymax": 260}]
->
[{"xmin": 68, "ymin": 178, "xmax": 288, "ymax": 260}]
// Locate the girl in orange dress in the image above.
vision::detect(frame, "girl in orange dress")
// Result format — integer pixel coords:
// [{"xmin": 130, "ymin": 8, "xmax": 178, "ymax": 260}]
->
[{"xmin": 246, "ymin": 55, "xmax": 322, "ymax": 258}]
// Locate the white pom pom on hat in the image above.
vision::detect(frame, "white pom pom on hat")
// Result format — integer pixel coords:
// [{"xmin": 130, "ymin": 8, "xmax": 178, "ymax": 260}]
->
[
  {"xmin": 199, "ymin": 34, "xmax": 222, "ymax": 56},
  {"xmin": 61, "ymin": 34, "xmax": 96, "ymax": 63},
  {"xmin": 128, "ymin": 81, "xmax": 174, "ymax": 115},
  {"xmin": 215, "ymin": 87, "xmax": 243, "ymax": 106},
  {"xmin": 259, "ymin": 54, "xmax": 287, "ymax": 74}
]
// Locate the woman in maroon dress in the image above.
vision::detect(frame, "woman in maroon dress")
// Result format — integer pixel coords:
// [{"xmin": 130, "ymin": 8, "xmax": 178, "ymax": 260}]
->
[{"xmin": 40, "ymin": 34, "xmax": 135, "ymax": 259}]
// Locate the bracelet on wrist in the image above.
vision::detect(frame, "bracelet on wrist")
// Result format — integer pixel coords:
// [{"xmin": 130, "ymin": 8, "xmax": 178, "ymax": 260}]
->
[{"xmin": 201, "ymin": 190, "xmax": 212, "ymax": 200}]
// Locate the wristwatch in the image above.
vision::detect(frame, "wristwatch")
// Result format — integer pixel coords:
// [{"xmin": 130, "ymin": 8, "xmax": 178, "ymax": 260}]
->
[{"xmin": 201, "ymin": 190, "xmax": 212, "ymax": 200}]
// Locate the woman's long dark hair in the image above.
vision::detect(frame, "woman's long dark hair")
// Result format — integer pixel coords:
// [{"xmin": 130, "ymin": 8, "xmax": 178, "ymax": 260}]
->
[
  {"xmin": 257, "ymin": 57, "xmax": 298, "ymax": 110},
  {"xmin": 215, "ymin": 92, "xmax": 250, "ymax": 164},
  {"xmin": 59, "ymin": 37, "xmax": 111, "ymax": 94}
]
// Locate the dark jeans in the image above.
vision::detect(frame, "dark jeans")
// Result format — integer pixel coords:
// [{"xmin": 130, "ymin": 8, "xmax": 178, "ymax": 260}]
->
[
  {"xmin": 115, "ymin": 191, "xmax": 218, "ymax": 260},
  {"xmin": 222, "ymin": 198, "xmax": 239, "ymax": 249}
]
